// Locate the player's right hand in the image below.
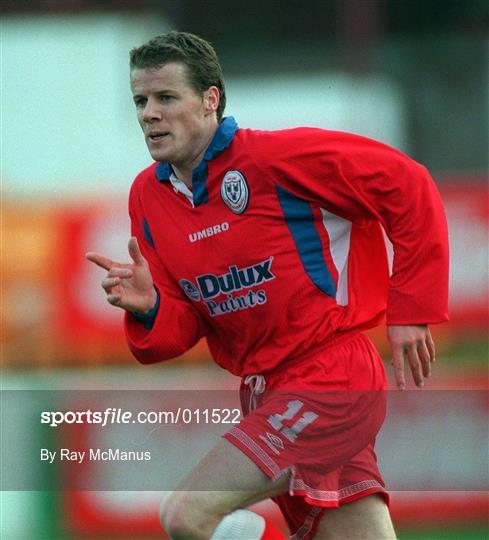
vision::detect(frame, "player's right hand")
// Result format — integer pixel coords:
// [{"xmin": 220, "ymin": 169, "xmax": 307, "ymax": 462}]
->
[{"xmin": 86, "ymin": 237, "xmax": 157, "ymax": 314}]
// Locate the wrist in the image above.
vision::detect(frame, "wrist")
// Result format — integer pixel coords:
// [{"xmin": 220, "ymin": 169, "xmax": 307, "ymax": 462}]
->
[
  {"xmin": 143, "ymin": 287, "xmax": 158, "ymax": 314},
  {"xmin": 133, "ymin": 288, "xmax": 159, "ymax": 317}
]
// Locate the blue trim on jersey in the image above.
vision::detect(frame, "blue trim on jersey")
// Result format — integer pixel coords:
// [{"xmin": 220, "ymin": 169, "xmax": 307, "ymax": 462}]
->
[
  {"xmin": 143, "ymin": 218, "xmax": 155, "ymax": 248},
  {"xmin": 276, "ymin": 185, "xmax": 337, "ymax": 298},
  {"xmin": 202, "ymin": 116, "xmax": 239, "ymax": 160},
  {"xmin": 131, "ymin": 288, "xmax": 160, "ymax": 330},
  {"xmin": 155, "ymin": 117, "xmax": 238, "ymax": 206},
  {"xmin": 192, "ymin": 160, "xmax": 209, "ymax": 205}
]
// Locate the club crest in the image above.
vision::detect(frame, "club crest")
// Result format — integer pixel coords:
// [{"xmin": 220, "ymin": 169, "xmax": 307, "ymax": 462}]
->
[
  {"xmin": 221, "ymin": 170, "xmax": 249, "ymax": 214},
  {"xmin": 179, "ymin": 279, "xmax": 200, "ymax": 301}
]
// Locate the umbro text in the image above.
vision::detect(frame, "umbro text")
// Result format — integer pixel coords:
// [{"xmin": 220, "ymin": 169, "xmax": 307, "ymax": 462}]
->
[{"xmin": 189, "ymin": 222, "xmax": 230, "ymax": 243}]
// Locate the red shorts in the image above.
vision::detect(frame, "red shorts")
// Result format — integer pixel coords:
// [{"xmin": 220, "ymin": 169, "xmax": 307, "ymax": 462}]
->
[{"xmin": 223, "ymin": 333, "xmax": 389, "ymax": 539}]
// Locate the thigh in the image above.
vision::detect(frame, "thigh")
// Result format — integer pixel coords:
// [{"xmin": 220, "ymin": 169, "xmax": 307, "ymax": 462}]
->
[
  {"xmin": 314, "ymin": 494, "xmax": 396, "ymax": 540},
  {"xmin": 171, "ymin": 436, "xmax": 290, "ymax": 515}
]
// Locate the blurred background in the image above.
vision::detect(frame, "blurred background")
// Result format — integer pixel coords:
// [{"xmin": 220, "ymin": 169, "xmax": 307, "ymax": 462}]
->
[{"xmin": 1, "ymin": 0, "xmax": 488, "ymax": 538}]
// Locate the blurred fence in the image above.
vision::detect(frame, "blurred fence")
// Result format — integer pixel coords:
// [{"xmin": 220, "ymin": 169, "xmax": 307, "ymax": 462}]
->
[{"xmin": 1, "ymin": 177, "xmax": 487, "ymax": 369}]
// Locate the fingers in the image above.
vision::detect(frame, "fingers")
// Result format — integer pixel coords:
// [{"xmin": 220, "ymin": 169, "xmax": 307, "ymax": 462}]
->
[
  {"xmin": 101, "ymin": 270, "xmax": 132, "ymax": 291},
  {"xmin": 405, "ymin": 344, "xmax": 424, "ymax": 387},
  {"xmin": 101, "ymin": 275, "xmax": 121, "ymax": 306},
  {"xmin": 392, "ymin": 343, "xmax": 424, "ymax": 390},
  {"xmin": 128, "ymin": 237, "xmax": 145, "ymax": 265},
  {"xmin": 101, "ymin": 277, "xmax": 119, "ymax": 290},
  {"xmin": 86, "ymin": 252, "xmax": 117, "ymax": 271},
  {"xmin": 417, "ymin": 340, "xmax": 431, "ymax": 379},
  {"xmin": 107, "ymin": 267, "xmax": 133, "ymax": 279},
  {"xmin": 101, "ymin": 269, "xmax": 133, "ymax": 291},
  {"xmin": 388, "ymin": 325, "xmax": 437, "ymax": 390},
  {"xmin": 391, "ymin": 346, "xmax": 406, "ymax": 391},
  {"xmin": 87, "ymin": 239, "xmax": 144, "ymax": 270},
  {"xmin": 101, "ymin": 275, "xmax": 127, "ymax": 291},
  {"xmin": 107, "ymin": 293, "xmax": 122, "ymax": 305},
  {"xmin": 87, "ymin": 239, "xmax": 145, "ymax": 311},
  {"xmin": 426, "ymin": 330, "xmax": 436, "ymax": 363}
]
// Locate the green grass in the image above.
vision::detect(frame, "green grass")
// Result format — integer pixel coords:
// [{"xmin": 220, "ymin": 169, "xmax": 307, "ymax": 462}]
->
[
  {"xmin": 398, "ymin": 526, "xmax": 488, "ymax": 539},
  {"xmin": 441, "ymin": 338, "xmax": 488, "ymax": 366}
]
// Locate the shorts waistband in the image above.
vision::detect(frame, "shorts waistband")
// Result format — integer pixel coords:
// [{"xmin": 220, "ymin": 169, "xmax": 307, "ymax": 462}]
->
[
  {"xmin": 241, "ymin": 330, "xmax": 363, "ymax": 382},
  {"xmin": 286, "ymin": 330, "xmax": 362, "ymax": 364}
]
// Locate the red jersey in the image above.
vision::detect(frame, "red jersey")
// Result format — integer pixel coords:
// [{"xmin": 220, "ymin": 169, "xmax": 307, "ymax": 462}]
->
[{"xmin": 125, "ymin": 117, "xmax": 449, "ymax": 376}]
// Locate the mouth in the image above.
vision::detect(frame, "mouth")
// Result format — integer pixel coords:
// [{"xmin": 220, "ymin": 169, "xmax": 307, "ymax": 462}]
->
[{"xmin": 147, "ymin": 131, "xmax": 169, "ymax": 142}]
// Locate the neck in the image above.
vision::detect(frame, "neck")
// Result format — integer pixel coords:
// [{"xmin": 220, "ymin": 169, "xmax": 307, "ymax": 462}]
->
[{"xmin": 173, "ymin": 121, "xmax": 219, "ymax": 188}]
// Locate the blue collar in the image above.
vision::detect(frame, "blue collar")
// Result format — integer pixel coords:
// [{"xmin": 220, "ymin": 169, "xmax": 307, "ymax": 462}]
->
[{"xmin": 155, "ymin": 116, "xmax": 239, "ymax": 183}]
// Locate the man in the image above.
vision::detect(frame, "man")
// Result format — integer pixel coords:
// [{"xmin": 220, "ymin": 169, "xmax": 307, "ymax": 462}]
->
[{"xmin": 87, "ymin": 31, "xmax": 449, "ymax": 539}]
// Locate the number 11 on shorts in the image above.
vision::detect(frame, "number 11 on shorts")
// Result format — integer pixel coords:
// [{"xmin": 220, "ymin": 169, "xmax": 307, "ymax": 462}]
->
[{"xmin": 267, "ymin": 400, "xmax": 318, "ymax": 442}]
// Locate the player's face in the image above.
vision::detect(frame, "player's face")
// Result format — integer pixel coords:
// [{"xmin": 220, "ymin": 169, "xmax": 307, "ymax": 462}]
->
[{"xmin": 130, "ymin": 62, "xmax": 214, "ymax": 167}]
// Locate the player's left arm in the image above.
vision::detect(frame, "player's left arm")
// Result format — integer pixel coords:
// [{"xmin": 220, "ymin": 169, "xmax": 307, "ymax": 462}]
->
[
  {"xmin": 340, "ymin": 150, "xmax": 449, "ymax": 390},
  {"xmin": 251, "ymin": 129, "xmax": 449, "ymax": 389},
  {"xmin": 364, "ymin": 154, "xmax": 448, "ymax": 390}
]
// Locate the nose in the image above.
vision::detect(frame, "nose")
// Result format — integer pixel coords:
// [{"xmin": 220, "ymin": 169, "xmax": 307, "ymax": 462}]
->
[{"xmin": 142, "ymin": 98, "xmax": 162, "ymax": 123}]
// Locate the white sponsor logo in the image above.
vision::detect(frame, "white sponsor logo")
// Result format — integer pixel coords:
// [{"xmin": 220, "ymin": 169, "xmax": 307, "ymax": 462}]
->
[
  {"xmin": 178, "ymin": 257, "xmax": 276, "ymax": 317},
  {"xmin": 221, "ymin": 170, "xmax": 249, "ymax": 214},
  {"xmin": 189, "ymin": 222, "xmax": 230, "ymax": 243}
]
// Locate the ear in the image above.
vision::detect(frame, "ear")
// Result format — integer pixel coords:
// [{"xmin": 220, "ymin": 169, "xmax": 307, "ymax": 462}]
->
[{"xmin": 204, "ymin": 86, "xmax": 220, "ymax": 115}]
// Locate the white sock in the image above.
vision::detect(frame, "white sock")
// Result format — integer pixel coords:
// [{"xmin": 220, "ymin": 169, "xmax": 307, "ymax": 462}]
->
[{"xmin": 209, "ymin": 509, "xmax": 266, "ymax": 540}]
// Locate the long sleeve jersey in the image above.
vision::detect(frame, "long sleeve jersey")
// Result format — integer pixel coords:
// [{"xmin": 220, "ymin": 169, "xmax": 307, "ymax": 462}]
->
[{"xmin": 125, "ymin": 117, "xmax": 449, "ymax": 376}]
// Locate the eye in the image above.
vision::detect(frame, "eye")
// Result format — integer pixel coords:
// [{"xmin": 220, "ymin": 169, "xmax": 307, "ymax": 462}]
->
[
  {"xmin": 133, "ymin": 97, "xmax": 146, "ymax": 108},
  {"xmin": 159, "ymin": 94, "xmax": 174, "ymax": 103}
]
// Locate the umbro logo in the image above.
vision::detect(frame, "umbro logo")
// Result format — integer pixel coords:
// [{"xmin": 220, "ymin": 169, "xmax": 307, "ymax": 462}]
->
[{"xmin": 259, "ymin": 432, "xmax": 285, "ymax": 455}]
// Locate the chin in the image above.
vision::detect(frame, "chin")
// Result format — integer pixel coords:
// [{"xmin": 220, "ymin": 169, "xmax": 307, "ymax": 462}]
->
[{"xmin": 148, "ymin": 149, "xmax": 172, "ymax": 163}]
